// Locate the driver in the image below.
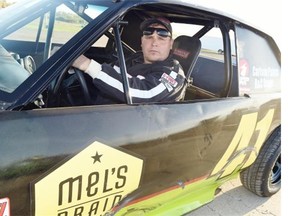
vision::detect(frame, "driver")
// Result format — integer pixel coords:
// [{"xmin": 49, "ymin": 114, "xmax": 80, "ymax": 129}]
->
[{"xmin": 72, "ymin": 17, "xmax": 186, "ymax": 104}]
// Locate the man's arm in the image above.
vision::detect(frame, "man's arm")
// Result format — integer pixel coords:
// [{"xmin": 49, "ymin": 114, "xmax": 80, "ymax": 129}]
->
[
  {"xmin": 73, "ymin": 56, "xmax": 186, "ymax": 103},
  {"xmin": 72, "ymin": 55, "xmax": 91, "ymax": 71}
]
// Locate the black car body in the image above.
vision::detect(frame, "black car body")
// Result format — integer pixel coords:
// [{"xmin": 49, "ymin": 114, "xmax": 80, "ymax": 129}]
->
[{"xmin": 0, "ymin": 0, "xmax": 281, "ymax": 215}]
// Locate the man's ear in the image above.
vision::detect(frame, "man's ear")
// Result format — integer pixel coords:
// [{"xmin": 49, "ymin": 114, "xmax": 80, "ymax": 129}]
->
[
  {"xmin": 170, "ymin": 38, "xmax": 174, "ymax": 49},
  {"xmin": 140, "ymin": 36, "xmax": 143, "ymax": 47}
]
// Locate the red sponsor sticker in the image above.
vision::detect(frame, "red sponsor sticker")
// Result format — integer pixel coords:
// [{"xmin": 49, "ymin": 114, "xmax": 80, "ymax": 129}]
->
[
  {"xmin": 239, "ymin": 58, "xmax": 251, "ymax": 93},
  {"xmin": 161, "ymin": 73, "xmax": 177, "ymax": 87},
  {"xmin": 0, "ymin": 198, "xmax": 10, "ymax": 216},
  {"xmin": 160, "ymin": 73, "xmax": 178, "ymax": 92},
  {"xmin": 239, "ymin": 58, "xmax": 249, "ymax": 77},
  {"xmin": 173, "ymin": 48, "xmax": 190, "ymax": 59}
]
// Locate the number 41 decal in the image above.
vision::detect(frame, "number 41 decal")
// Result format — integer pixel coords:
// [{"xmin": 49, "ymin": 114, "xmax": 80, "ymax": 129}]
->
[{"xmin": 210, "ymin": 109, "xmax": 275, "ymax": 179}]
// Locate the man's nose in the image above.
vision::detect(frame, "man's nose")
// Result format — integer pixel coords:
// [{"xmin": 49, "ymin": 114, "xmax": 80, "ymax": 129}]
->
[{"xmin": 151, "ymin": 33, "xmax": 159, "ymax": 45}]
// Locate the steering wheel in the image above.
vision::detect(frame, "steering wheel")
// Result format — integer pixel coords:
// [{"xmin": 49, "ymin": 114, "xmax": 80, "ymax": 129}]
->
[{"xmin": 52, "ymin": 67, "xmax": 92, "ymax": 106}]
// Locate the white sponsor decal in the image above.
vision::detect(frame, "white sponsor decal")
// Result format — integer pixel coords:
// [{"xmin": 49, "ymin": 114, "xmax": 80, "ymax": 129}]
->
[{"xmin": 34, "ymin": 141, "xmax": 143, "ymax": 216}]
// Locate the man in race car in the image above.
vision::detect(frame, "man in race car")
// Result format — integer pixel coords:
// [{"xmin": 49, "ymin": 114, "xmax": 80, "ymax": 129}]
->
[{"xmin": 72, "ymin": 17, "xmax": 186, "ymax": 104}]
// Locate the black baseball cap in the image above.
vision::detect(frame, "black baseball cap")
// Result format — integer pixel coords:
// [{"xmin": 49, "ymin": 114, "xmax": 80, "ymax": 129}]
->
[{"xmin": 140, "ymin": 17, "xmax": 172, "ymax": 35}]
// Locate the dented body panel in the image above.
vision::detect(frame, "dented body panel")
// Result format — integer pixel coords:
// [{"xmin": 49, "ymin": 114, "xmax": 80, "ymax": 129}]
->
[{"xmin": 0, "ymin": 94, "xmax": 280, "ymax": 215}]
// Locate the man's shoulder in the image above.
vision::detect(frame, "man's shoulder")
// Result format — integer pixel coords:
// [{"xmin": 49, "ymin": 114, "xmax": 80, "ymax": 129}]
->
[{"xmin": 171, "ymin": 58, "xmax": 185, "ymax": 77}]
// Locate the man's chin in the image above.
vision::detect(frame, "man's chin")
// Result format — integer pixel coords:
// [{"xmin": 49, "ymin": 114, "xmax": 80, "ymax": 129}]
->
[{"xmin": 147, "ymin": 56, "xmax": 165, "ymax": 63}]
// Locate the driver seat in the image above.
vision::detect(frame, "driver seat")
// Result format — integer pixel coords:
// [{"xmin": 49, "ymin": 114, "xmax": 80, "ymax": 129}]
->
[{"xmin": 172, "ymin": 35, "xmax": 201, "ymax": 85}]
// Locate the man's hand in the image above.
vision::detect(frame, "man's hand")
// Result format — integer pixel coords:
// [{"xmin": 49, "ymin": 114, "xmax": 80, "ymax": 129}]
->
[{"xmin": 72, "ymin": 55, "xmax": 91, "ymax": 71}]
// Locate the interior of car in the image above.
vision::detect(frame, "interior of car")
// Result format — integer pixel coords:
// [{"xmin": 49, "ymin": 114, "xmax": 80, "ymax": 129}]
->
[{"xmin": 0, "ymin": 2, "xmax": 239, "ymax": 110}]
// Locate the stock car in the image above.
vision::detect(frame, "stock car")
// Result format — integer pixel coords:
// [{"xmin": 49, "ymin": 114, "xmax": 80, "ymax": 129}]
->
[{"xmin": 0, "ymin": 0, "xmax": 281, "ymax": 215}]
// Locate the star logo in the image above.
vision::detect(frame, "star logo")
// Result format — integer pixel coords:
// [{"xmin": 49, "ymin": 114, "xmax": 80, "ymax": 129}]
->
[{"xmin": 91, "ymin": 151, "xmax": 103, "ymax": 164}]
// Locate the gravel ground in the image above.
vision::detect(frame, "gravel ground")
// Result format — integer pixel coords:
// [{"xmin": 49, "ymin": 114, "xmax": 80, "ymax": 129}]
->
[{"xmin": 187, "ymin": 176, "xmax": 281, "ymax": 216}]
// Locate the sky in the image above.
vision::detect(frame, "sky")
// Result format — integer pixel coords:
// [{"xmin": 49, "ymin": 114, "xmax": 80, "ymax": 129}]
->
[{"xmin": 189, "ymin": 0, "xmax": 282, "ymax": 48}]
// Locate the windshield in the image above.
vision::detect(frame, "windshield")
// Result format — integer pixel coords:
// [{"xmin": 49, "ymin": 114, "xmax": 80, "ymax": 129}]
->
[{"xmin": 0, "ymin": 0, "xmax": 110, "ymax": 93}]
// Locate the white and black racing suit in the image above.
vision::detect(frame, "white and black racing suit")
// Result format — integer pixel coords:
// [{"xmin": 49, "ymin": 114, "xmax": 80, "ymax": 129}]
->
[{"xmin": 84, "ymin": 52, "xmax": 186, "ymax": 104}]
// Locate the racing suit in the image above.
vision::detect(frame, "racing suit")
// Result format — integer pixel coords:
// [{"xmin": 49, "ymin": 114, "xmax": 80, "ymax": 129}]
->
[{"xmin": 85, "ymin": 52, "xmax": 186, "ymax": 104}]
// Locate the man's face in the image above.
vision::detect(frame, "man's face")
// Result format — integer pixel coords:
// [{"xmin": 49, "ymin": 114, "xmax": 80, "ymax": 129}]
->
[{"xmin": 141, "ymin": 23, "xmax": 173, "ymax": 64}]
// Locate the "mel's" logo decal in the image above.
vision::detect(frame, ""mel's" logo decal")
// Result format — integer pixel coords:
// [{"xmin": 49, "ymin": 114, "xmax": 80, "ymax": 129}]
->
[{"xmin": 33, "ymin": 141, "xmax": 143, "ymax": 216}]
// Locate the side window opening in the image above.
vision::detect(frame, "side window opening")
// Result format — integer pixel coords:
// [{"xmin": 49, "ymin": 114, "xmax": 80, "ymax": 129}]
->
[
  {"xmin": 0, "ymin": 2, "xmax": 243, "ymax": 109},
  {"xmin": 80, "ymin": 16, "xmax": 237, "ymax": 106},
  {"xmin": 199, "ymin": 27, "xmax": 224, "ymax": 62},
  {"xmin": 171, "ymin": 22, "xmax": 228, "ymax": 100},
  {"xmin": 194, "ymin": 27, "xmax": 225, "ymax": 97}
]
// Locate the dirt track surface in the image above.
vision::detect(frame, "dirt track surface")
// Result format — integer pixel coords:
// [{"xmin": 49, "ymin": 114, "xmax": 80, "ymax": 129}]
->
[{"xmin": 187, "ymin": 176, "xmax": 281, "ymax": 216}]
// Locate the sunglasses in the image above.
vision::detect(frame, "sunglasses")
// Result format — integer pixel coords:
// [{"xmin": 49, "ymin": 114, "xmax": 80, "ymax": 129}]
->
[{"xmin": 143, "ymin": 27, "xmax": 171, "ymax": 38}]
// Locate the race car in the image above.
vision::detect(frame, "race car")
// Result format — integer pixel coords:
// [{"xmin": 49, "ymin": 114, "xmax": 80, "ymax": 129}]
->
[{"xmin": 0, "ymin": 0, "xmax": 281, "ymax": 215}]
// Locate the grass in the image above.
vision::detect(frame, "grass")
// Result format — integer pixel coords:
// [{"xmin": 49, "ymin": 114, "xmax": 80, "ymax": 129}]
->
[{"xmin": 23, "ymin": 19, "xmax": 85, "ymax": 33}]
